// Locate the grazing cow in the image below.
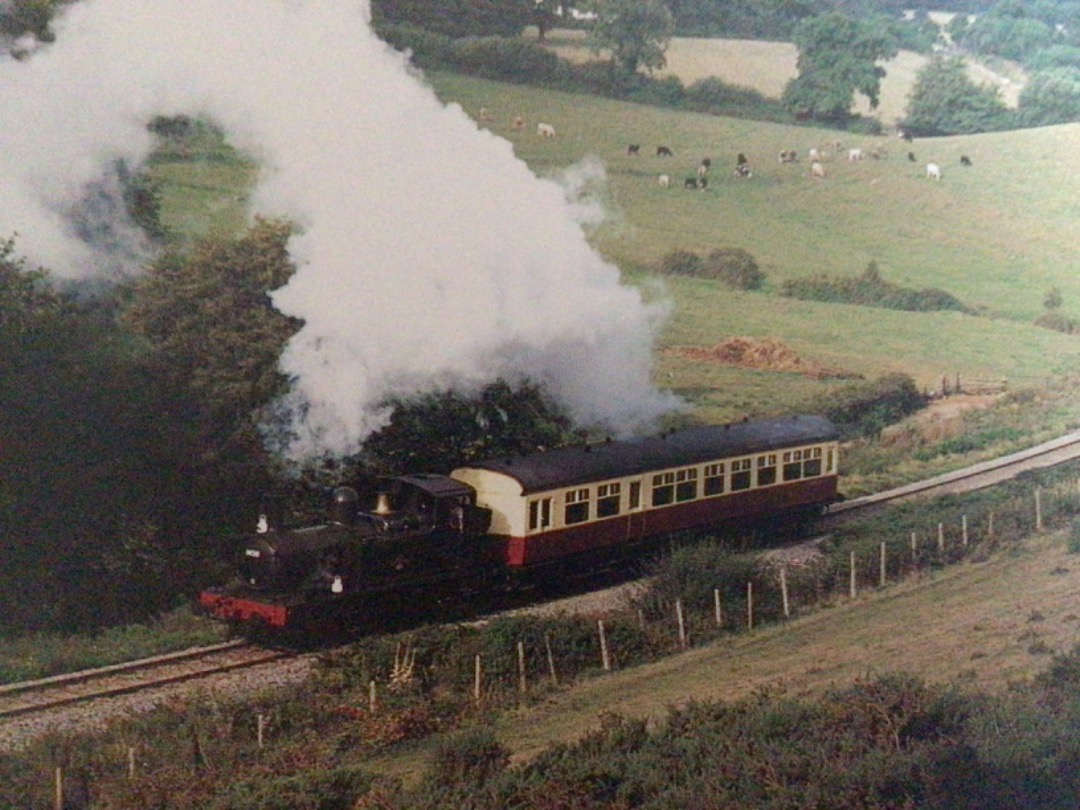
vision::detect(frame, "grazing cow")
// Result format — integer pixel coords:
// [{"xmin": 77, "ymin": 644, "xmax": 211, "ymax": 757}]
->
[
  {"xmin": 811, "ymin": 161, "xmax": 826, "ymax": 178},
  {"xmin": 926, "ymin": 162, "xmax": 942, "ymax": 180},
  {"xmin": 700, "ymin": 157, "xmax": 712, "ymax": 169},
  {"xmin": 698, "ymin": 176, "xmax": 708, "ymax": 190},
  {"xmin": 627, "ymin": 144, "xmax": 640, "ymax": 156},
  {"xmin": 734, "ymin": 163, "xmax": 752, "ymax": 178},
  {"xmin": 808, "ymin": 147, "xmax": 822, "ymax": 162},
  {"xmin": 696, "ymin": 162, "xmax": 709, "ymax": 180},
  {"xmin": 848, "ymin": 147, "xmax": 864, "ymax": 161},
  {"xmin": 778, "ymin": 149, "xmax": 798, "ymax": 163},
  {"xmin": 511, "ymin": 115, "xmax": 525, "ymax": 130},
  {"xmin": 537, "ymin": 122, "xmax": 556, "ymax": 137},
  {"xmin": 736, "ymin": 152, "xmax": 748, "ymax": 165},
  {"xmin": 658, "ymin": 174, "xmax": 670, "ymax": 187},
  {"xmin": 908, "ymin": 151, "xmax": 916, "ymax": 162},
  {"xmin": 685, "ymin": 176, "xmax": 699, "ymax": 189},
  {"xmin": 657, "ymin": 145, "xmax": 674, "ymax": 157},
  {"xmin": 960, "ymin": 155, "xmax": 972, "ymax": 166},
  {"xmin": 899, "ymin": 129, "xmax": 913, "ymax": 142}
]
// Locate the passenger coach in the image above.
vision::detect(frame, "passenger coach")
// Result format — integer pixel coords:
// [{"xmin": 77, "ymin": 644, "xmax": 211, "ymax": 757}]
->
[{"xmin": 451, "ymin": 414, "xmax": 840, "ymax": 570}]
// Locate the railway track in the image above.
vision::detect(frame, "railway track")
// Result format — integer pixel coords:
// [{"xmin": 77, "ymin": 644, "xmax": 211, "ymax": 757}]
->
[
  {"xmin": 5, "ymin": 430, "xmax": 1080, "ymax": 730},
  {"xmin": 826, "ymin": 429, "xmax": 1080, "ymax": 519},
  {"xmin": 0, "ymin": 640, "xmax": 290, "ymax": 721}
]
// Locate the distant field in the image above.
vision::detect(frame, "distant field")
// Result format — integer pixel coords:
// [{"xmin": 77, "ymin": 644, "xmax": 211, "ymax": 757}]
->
[
  {"xmin": 430, "ymin": 72, "xmax": 1080, "ymax": 419},
  {"xmin": 537, "ymin": 29, "xmax": 1023, "ymax": 126},
  {"xmin": 147, "ymin": 68, "xmax": 1080, "ymax": 431}
]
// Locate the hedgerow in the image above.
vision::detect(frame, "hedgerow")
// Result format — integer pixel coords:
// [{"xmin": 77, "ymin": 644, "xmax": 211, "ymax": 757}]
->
[{"xmin": 780, "ymin": 262, "xmax": 972, "ymax": 314}]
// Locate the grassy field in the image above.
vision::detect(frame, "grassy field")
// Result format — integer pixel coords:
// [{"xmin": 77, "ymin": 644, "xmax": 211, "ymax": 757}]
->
[
  {"xmin": 367, "ymin": 529, "xmax": 1080, "ymax": 786},
  {"xmin": 144, "ymin": 60, "xmax": 1080, "ymax": 444},
  {"xmin": 429, "ymin": 72, "xmax": 1080, "ymax": 419}
]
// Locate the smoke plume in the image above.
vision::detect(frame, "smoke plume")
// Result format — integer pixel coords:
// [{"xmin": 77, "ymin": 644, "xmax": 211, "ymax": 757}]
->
[{"xmin": 0, "ymin": 0, "xmax": 677, "ymax": 460}]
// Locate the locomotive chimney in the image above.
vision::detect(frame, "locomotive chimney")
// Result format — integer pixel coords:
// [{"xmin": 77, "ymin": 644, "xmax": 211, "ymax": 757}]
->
[
  {"xmin": 330, "ymin": 486, "xmax": 360, "ymax": 525},
  {"xmin": 373, "ymin": 492, "xmax": 393, "ymax": 516}
]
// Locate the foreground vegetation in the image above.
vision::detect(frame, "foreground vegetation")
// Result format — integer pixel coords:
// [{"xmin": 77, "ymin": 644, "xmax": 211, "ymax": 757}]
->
[{"xmin": 5, "ymin": 463, "xmax": 1080, "ymax": 807}]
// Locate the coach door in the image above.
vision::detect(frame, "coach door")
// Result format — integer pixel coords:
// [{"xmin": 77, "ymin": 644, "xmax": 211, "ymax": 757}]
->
[{"xmin": 625, "ymin": 479, "xmax": 647, "ymax": 542}]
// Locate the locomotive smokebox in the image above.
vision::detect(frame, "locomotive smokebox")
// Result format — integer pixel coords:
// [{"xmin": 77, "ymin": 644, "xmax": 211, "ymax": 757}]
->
[{"xmin": 330, "ymin": 486, "xmax": 360, "ymax": 525}]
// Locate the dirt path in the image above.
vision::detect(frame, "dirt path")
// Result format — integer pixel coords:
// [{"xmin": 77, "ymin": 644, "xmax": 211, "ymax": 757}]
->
[{"xmin": 373, "ymin": 532, "xmax": 1080, "ymax": 784}]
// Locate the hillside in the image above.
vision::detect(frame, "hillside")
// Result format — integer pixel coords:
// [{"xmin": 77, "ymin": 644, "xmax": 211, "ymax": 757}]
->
[
  {"xmin": 429, "ymin": 72, "xmax": 1080, "ymax": 424},
  {"xmin": 371, "ymin": 530, "xmax": 1080, "ymax": 785}
]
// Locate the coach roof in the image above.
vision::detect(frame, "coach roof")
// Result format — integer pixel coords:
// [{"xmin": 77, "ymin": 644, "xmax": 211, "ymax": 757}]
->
[{"xmin": 455, "ymin": 415, "xmax": 838, "ymax": 495}]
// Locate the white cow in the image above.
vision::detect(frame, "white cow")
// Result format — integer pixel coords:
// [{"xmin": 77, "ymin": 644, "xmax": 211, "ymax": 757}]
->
[
  {"xmin": 808, "ymin": 147, "xmax": 822, "ymax": 162},
  {"xmin": 658, "ymin": 174, "xmax": 671, "ymax": 188},
  {"xmin": 926, "ymin": 162, "xmax": 942, "ymax": 180},
  {"xmin": 537, "ymin": 122, "xmax": 556, "ymax": 137},
  {"xmin": 811, "ymin": 161, "xmax": 826, "ymax": 178},
  {"xmin": 848, "ymin": 147, "xmax": 863, "ymax": 161}
]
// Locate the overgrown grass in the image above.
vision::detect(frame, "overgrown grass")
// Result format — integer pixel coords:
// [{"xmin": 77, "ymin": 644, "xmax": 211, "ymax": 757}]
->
[{"xmin": 0, "ymin": 607, "xmax": 227, "ymax": 684}]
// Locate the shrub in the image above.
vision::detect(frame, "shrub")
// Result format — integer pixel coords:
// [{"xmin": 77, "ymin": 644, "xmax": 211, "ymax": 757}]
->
[
  {"xmin": 701, "ymin": 247, "xmax": 765, "ymax": 290},
  {"xmin": 1034, "ymin": 310, "xmax": 1075, "ymax": 335},
  {"xmin": 450, "ymin": 37, "xmax": 560, "ymax": 84},
  {"xmin": 658, "ymin": 249, "xmax": 704, "ymax": 277},
  {"xmin": 427, "ymin": 727, "xmax": 510, "ymax": 788},
  {"xmin": 780, "ymin": 262, "xmax": 970, "ymax": 313},
  {"xmin": 811, "ymin": 373, "xmax": 926, "ymax": 437}
]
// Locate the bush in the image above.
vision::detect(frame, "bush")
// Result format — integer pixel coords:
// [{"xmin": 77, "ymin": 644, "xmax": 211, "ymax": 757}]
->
[
  {"xmin": 781, "ymin": 262, "xmax": 971, "ymax": 313},
  {"xmin": 701, "ymin": 247, "xmax": 765, "ymax": 290},
  {"xmin": 427, "ymin": 728, "xmax": 509, "ymax": 788},
  {"xmin": 658, "ymin": 249, "xmax": 704, "ymax": 277},
  {"xmin": 450, "ymin": 37, "xmax": 560, "ymax": 84},
  {"xmin": 1034, "ymin": 310, "xmax": 1075, "ymax": 335},
  {"xmin": 811, "ymin": 373, "xmax": 926, "ymax": 437}
]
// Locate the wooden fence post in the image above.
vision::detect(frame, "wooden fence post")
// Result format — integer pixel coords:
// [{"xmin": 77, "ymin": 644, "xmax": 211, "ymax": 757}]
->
[
  {"xmin": 879, "ymin": 542, "xmax": 887, "ymax": 587},
  {"xmin": 257, "ymin": 713, "xmax": 266, "ymax": 749},
  {"xmin": 368, "ymin": 680, "xmax": 378, "ymax": 713},
  {"xmin": 517, "ymin": 641, "xmax": 527, "ymax": 694},
  {"xmin": 746, "ymin": 581, "xmax": 754, "ymax": 631},
  {"xmin": 962, "ymin": 514, "xmax": 968, "ymax": 547},
  {"xmin": 54, "ymin": 767, "xmax": 63, "ymax": 810},
  {"xmin": 713, "ymin": 588, "xmax": 723, "ymax": 627},
  {"xmin": 544, "ymin": 633, "xmax": 558, "ymax": 685},
  {"xmin": 988, "ymin": 511, "xmax": 994, "ymax": 539},
  {"xmin": 849, "ymin": 551, "xmax": 857, "ymax": 599},
  {"xmin": 910, "ymin": 532, "xmax": 918, "ymax": 561},
  {"xmin": 473, "ymin": 655, "xmax": 482, "ymax": 702},
  {"xmin": 128, "ymin": 746, "xmax": 137, "ymax": 779},
  {"xmin": 598, "ymin": 620, "xmax": 611, "ymax": 672},
  {"xmin": 1036, "ymin": 487, "xmax": 1044, "ymax": 532},
  {"xmin": 937, "ymin": 523, "xmax": 945, "ymax": 552},
  {"xmin": 780, "ymin": 567, "xmax": 790, "ymax": 618},
  {"xmin": 675, "ymin": 599, "xmax": 688, "ymax": 650}
]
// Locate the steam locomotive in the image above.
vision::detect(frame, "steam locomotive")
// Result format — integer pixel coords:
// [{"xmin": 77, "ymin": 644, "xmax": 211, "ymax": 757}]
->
[{"xmin": 199, "ymin": 415, "xmax": 840, "ymax": 633}]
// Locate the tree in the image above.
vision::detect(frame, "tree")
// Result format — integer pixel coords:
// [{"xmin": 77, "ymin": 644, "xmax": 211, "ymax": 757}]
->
[
  {"xmin": 902, "ymin": 55, "xmax": 1012, "ymax": 135},
  {"xmin": 584, "ymin": 0, "xmax": 676, "ymax": 76},
  {"xmin": 370, "ymin": 0, "xmax": 534, "ymax": 39},
  {"xmin": 123, "ymin": 218, "xmax": 301, "ymax": 462},
  {"xmin": 1018, "ymin": 66, "xmax": 1080, "ymax": 125},
  {"xmin": 359, "ymin": 381, "xmax": 574, "ymax": 476},
  {"xmin": 533, "ymin": 0, "xmax": 561, "ymax": 41},
  {"xmin": 782, "ymin": 12, "xmax": 897, "ymax": 122}
]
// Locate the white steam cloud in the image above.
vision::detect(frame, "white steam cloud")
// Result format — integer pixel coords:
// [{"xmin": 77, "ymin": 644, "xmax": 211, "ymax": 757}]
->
[{"xmin": 0, "ymin": 0, "xmax": 677, "ymax": 460}]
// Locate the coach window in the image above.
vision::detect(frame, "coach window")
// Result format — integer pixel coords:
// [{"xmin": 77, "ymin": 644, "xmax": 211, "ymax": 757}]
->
[
  {"xmin": 528, "ymin": 497, "xmax": 552, "ymax": 532},
  {"xmin": 652, "ymin": 472, "xmax": 675, "ymax": 506},
  {"xmin": 628, "ymin": 480, "xmax": 642, "ymax": 510},
  {"xmin": 731, "ymin": 458, "xmax": 752, "ymax": 491},
  {"xmin": 783, "ymin": 449, "xmax": 803, "ymax": 481},
  {"xmin": 675, "ymin": 468, "xmax": 698, "ymax": 502},
  {"xmin": 757, "ymin": 454, "xmax": 777, "ymax": 487},
  {"xmin": 827, "ymin": 447, "xmax": 835, "ymax": 473},
  {"xmin": 704, "ymin": 463, "xmax": 724, "ymax": 496},
  {"xmin": 564, "ymin": 488, "xmax": 590, "ymax": 525},
  {"xmin": 597, "ymin": 482, "xmax": 621, "ymax": 518},
  {"xmin": 804, "ymin": 447, "xmax": 823, "ymax": 477}
]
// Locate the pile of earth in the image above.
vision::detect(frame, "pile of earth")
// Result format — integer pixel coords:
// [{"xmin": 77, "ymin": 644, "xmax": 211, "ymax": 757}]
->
[{"xmin": 666, "ymin": 337, "xmax": 857, "ymax": 379}]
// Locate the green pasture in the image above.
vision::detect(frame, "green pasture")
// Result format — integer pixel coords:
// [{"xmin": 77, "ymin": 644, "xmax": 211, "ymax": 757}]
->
[{"xmin": 145, "ymin": 70, "xmax": 1080, "ymax": 434}]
